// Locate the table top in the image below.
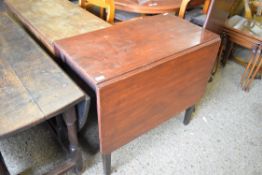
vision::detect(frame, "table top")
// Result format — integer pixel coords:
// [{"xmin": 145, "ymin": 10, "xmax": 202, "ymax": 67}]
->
[
  {"xmin": 5, "ymin": 0, "xmax": 110, "ymax": 53},
  {"xmin": 55, "ymin": 14, "xmax": 220, "ymax": 89},
  {"xmin": 55, "ymin": 14, "xmax": 220, "ymax": 154},
  {"xmin": 0, "ymin": 13, "xmax": 85, "ymax": 138},
  {"xmin": 114, "ymin": 0, "xmax": 204, "ymax": 14}
]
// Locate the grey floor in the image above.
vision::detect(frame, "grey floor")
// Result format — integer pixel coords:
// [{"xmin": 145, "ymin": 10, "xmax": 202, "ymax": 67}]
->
[{"xmin": 0, "ymin": 1, "xmax": 261, "ymax": 175}]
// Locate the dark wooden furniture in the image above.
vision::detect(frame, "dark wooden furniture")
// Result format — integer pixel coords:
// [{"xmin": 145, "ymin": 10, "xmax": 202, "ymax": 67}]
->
[
  {"xmin": 203, "ymin": 0, "xmax": 236, "ymax": 75},
  {"xmin": 54, "ymin": 15, "xmax": 220, "ymax": 175},
  {"xmin": 179, "ymin": 0, "xmax": 237, "ymax": 79},
  {"xmin": 207, "ymin": 0, "xmax": 262, "ymax": 91},
  {"xmin": 0, "ymin": 13, "xmax": 88, "ymax": 174},
  {"xmin": 223, "ymin": 23, "xmax": 262, "ymax": 91},
  {"xmin": 204, "ymin": 0, "xmax": 236, "ymax": 33},
  {"xmin": 5, "ymin": 0, "xmax": 111, "ymax": 54},
  {"xmin": 212, "ymin": 0, "xmax": 262, "ymax": 91}
]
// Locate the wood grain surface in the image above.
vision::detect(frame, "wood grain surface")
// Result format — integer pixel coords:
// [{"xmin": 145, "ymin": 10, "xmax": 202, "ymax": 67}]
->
[
  {"xmin": 97, "ymin": 42, "xmax": 220, "ymax": 153},
  {"xmin": 223, "ymin": 26, "xmax": 261, "ymax": 49},
  {"xmin": 55, "ymin": 15, "xmax": 219, "ymax": 86},
  {"xmin": 114, "ymin": 0, "xmax": 205, "ymax": 14},
  {"xmin": 204, "ymin": 0, "xmax": 236, "ymax": 34},
  {"xmin": 0, "ymin": 13, "xmax": 85, "ymax": 138},
  {"xmin": 4, "ymin": 0, "xmax": 111, "ymax": 53},
  {"xmin": 55, "ymin": 15, "xmax": 221, "ymax": 153}
]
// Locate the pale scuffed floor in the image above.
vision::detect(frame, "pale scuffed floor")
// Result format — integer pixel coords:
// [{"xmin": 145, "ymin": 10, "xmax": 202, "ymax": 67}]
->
[{"xmin": 0, "ymin": 61, "xmax": 261, "ymax": 175}]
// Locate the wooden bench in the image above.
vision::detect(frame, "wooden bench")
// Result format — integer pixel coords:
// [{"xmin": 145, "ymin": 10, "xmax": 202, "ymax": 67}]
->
[
  {"xmin": 0, "ymin": 13, "xmax": 89, "ymax": 174},
  {"xmin": 54, "ymin": 15, "xmax": 221, "ymax": 175},
  {"xmin": 5, "ymin": 0, "xmax": 110, "ymax": 54}
]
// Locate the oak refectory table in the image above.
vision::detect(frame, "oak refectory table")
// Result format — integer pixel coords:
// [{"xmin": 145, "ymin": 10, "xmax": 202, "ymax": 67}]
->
[
  {"xmin": 4, "ymin": 0, "xmax": 111, "ymax": 55},
  {"xmin": 4, "ymin": 0, "xmax": 109, "ymax": 128},
  {"xmin": 0, "ymin": 13, "xmax": 89, "ymax": 174},
  {"xmin": 54, "ymin": 15, "xmax": 221, "ymax": 175}
]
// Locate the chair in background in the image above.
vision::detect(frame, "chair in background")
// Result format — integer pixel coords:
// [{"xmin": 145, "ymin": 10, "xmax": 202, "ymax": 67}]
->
[
  {"xmin": 178, "ymin": 0, "xmax": 235, "ymax": 77},
  {"xmin": 79, "ymin": 0, "xmax": 142, "ymax": 23},
  {"xmin": 79, "ymin": 0, "xmax": 115, "ymax": 23},
  {"xmin": 204, "ymin": 0, "xmax": 238, "ymax": 77},
  {"xmin": 178, "ymin": 0, "xmax": 212, "ymax": 27}
]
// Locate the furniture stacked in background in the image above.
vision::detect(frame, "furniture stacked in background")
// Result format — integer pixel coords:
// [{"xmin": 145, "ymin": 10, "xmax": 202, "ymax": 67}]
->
[
  {"xmin": 4, "ymin": 0, "xmax": 220, "ymax": 174},
  {"xmin": 222, "ymin": 0, "xmax": 262, "ymax": 91},
  {"xmin": 224, "ymin": 16, "xmax": 262, "ymax": 91},
  {"xmin": 0, "ymin": 13, "xmax": 89, "ymax": 174},
  {"xmin": 203, "ymin": 0, "xmax": 237, "ymax": 77},
  {"xmin": 79, "ymin": 0, "xmax": 206, "ymax": 23},
  {"xmin": 251, "ymin": 0, "xmax": 262, "ymax": 21},
  {"xmin": 180, "ymin": 0, "xmax": 262, "ymax": 91},
  {"xmin": 178, "ymin": 0, "xmax": 235, "ymax": 79}
]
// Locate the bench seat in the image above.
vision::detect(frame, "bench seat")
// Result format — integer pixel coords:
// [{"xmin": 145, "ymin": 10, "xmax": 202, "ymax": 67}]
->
[{"xmin": 0, "ymin": 13, "xmax": 89, "ymax": 174}]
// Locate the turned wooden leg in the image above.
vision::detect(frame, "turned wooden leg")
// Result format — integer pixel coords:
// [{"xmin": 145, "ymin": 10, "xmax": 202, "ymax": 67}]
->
[
  {"xmin": 102, "ymin": 153, "xmax": 111, "ymax": 175},
  {"xmin": 55, "ymin": 115, "xmax": 67, "ymax": 147},
  {"xmin": 63, "ymin": 107, "xmax": 83, "ymax": 174},
  {"xmin": 183, "ymin": 105, "xmax": 195, "ymax": 125},
  {"xmin": 221, "ymin": 41, "xmax": 234, "ymax": 66}
]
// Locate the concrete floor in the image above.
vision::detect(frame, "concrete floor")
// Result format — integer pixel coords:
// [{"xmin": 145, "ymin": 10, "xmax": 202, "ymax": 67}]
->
[{"xmin": 0, "ymin": 1, "xmax": 261, "ymax": 174}]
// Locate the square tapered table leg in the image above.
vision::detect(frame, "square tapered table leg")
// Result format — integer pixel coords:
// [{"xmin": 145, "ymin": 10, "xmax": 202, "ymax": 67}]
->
[
  {"xmin": 102, "ymin": 153, "xmax": 111, "ymax": 175},
  {"xmin": 183, "ymin": 105, "xmax": 196, "ymax": 125}
]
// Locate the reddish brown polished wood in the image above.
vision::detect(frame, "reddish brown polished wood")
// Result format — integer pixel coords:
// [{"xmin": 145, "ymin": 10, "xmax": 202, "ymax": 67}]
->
[
  {"xmin": 204, "ymin": 0, "xmax": 236, "ymax": 34},
  {"xmin": 114, "ymin": 0, "xmax": 204, "ymax": 14},
  {"xmin": 55, "ymin": 15, "xmax": 220, "ymax": 154}
]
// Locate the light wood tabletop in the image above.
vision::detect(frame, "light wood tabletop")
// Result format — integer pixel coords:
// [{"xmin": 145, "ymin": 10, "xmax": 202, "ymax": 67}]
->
[
  {"xmin": 0, "ymin": 14, "xmax": 86, "ymax": 137},
  {"xmin": 0, "ymin": 13, "xmax": 88, "ymax": 174},
  {"xmin": 5, "ymin": 0, "xmax": 111, "ymax": 53}
]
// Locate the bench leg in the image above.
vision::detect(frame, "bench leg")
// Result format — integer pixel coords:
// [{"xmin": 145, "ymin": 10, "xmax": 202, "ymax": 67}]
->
[
  {"xmin": 183, "ymin": 105, "xmax": 195, "ymax": 125},
  {"xmin": 63, "ymin": 107, "xmax": 83, "ymax": 174},
  {"xmin": 102, "ymin": 153, "xmax": 111, "ymax": 175}
]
